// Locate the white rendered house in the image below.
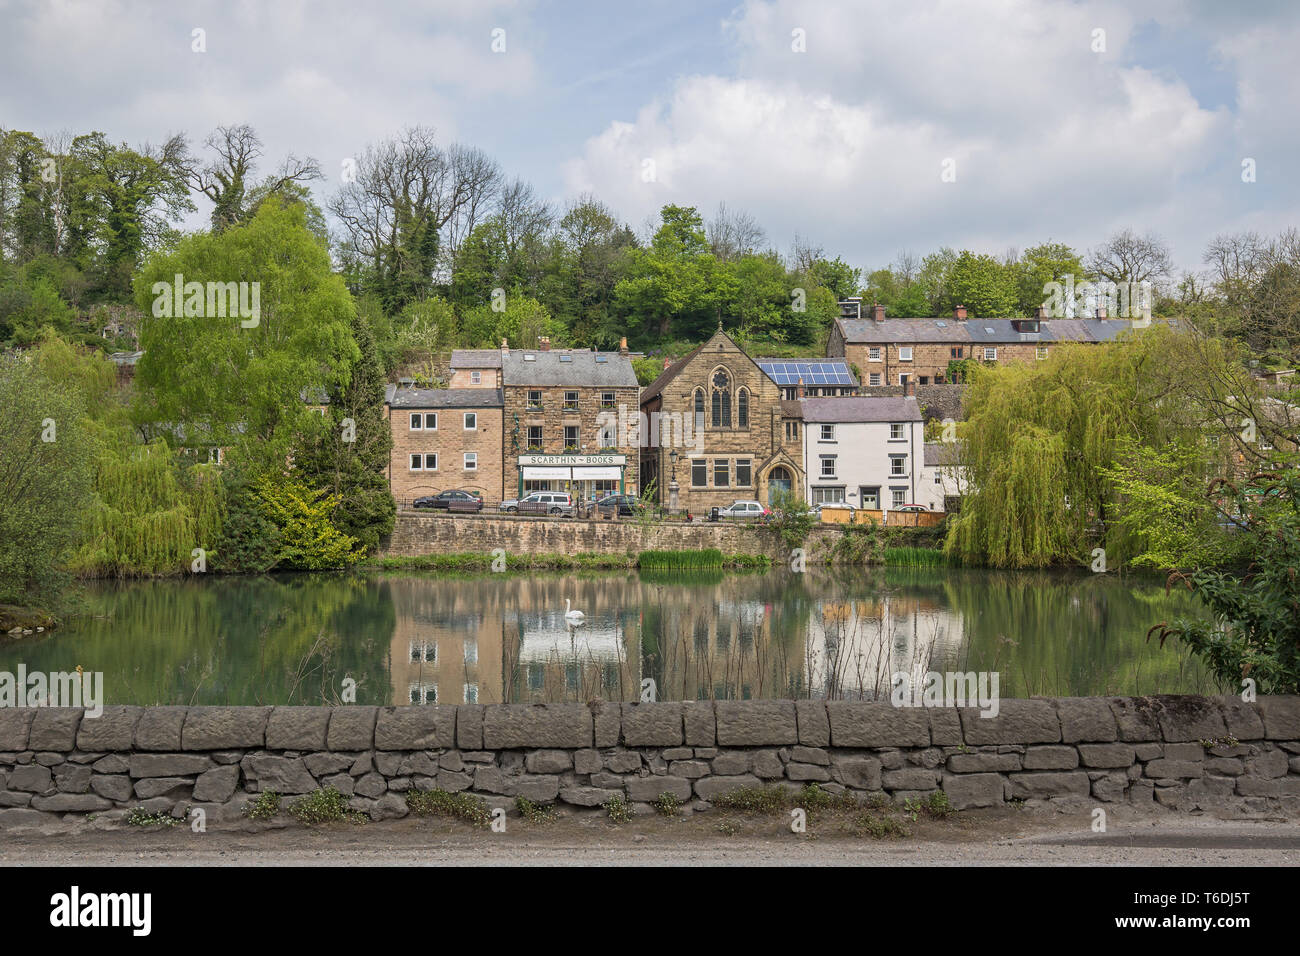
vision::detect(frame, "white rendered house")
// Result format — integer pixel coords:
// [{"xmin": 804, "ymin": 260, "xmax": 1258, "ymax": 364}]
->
[{"xmin": 796, "ymin": 397, "xmax": 926, "ymax": 512}]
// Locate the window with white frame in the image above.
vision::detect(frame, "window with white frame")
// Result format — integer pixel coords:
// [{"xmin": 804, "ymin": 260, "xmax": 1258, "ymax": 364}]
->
[
  {"xmin": 470, "ymin": 370, "xmax": 482, "ymax": 384},
  {"xmin": 984, "ymin": 347, "xmax": 997, "ymax": 361},
  {"xmin": 869, "ymin": 372, "xmax": 882, "ymax": 386},
  {"xmin": 868, "ymin": 347, "xmax": 882, "ymax": 361},
  {"xmin": 899, "ymin": 346, "xmax": 913, "ymax": 361},
  {"xmin": 463, "ymin": 452, "xmax": 477, "ymax": 470},
  {"xmin": 820, "ymin": 455, "xmax": 836, "ymax": 478},
  {"xmin": 820, "ymin": 424, "xmax": 835, "ymax": 441},
  {"xmin": 889, "ymin": 455, "xmax": 907, "ymax": 477},
  {"xmin": 812, "ymin": 486, "xmax": 845, "ymax": 505},
  {"xmin": 463, "ymin": 412, "xmax": 477, "ymax": 430},
  {"xmin": 1035, "ymin": 346, "xmax": 1048, "ymax": 360},
  {"xmin": 408, "ymin": 683, "xmax": 437, "ymax": 705},
  {"xmin": 409, "ymin": 453, "xmax": 437, "ymax": 471},
  {"xmin": 934, "ymin": 471, "xmax": 943, "ymax": 485},
  {"xmin": 899, "ymin": 373, "xmax": 911, "ymax": 385},
  {"xmin": 889, "ymin": 422, "xmax": 905, "ymax": 440},
  {"xmin": 564, "ymin": 390, "xmax": 579, "ymax": 411},
  {"xmin": 409, "ymin": 640, "xmax": 436, "ymax": 663},
  {"xmin": 409, "ymin": 412, "xmax": 428, "ymax": 430},
  {"xmin": 890, "ymin": 488, "xmax": 907, "ymax": 508}
]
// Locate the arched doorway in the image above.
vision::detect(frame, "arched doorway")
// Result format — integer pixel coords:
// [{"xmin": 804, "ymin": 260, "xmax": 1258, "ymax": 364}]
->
[{"xmin": 767, "ymin": 466, "xmax": 792, "ymax": 505}]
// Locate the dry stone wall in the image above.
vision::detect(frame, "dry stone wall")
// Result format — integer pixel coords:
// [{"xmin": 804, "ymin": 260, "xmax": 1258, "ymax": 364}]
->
[{"xmin": 1, "ymin": 695, "xmax": 1297, "ymax": 828}]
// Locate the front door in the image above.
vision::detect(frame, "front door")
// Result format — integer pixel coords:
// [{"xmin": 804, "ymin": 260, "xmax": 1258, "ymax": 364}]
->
[{"xmin": 860, "ymin": 486, "xmax": 880, "ymax": 510}]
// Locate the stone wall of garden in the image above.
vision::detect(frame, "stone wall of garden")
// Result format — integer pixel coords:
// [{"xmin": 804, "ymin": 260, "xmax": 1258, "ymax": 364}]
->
[{"xmin": 1, "ymin": 695, "xmax": 1297, "ymax": 828}]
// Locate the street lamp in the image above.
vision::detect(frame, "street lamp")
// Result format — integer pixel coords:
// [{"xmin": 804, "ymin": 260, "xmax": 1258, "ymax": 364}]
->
[{"xmin": 668, "ymin": 450, "xmax": 679, "ymax": 512}]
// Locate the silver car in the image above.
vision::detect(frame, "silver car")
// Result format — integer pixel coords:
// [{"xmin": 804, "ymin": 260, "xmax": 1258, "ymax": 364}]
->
[{"xmin": 500, "ymin": 491, "xmax": 574, "ymax": 516}]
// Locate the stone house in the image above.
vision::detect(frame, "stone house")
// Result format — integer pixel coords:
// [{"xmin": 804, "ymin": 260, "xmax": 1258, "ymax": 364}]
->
[
  {"xmin": 384, "ymin": 386, "xmax": 505, "ymax": 506},
  {"xmin": 640, "ymin": 326, "xmax": 804, "ymax": 512},
  {"xmin": 448, "ymin": 339, "xmax": 641, "ymax": 503},
  {"xmin": 828, "ymin": 303, "xmax": 1137, "ymax": 386}
]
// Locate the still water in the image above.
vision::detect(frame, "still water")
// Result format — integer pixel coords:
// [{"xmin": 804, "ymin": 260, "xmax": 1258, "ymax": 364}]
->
[{"xmin": 0, "ymin": 568, "xmax": 1220, "ymax": 706}]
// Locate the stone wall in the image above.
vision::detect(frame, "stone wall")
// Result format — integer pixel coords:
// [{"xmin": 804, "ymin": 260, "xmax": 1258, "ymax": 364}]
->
[
  {"xmin": 380, "ymin": 511, "xmax": 801, "ymax": 559},
  {"xmin": 1, "ymin": 696, "xmax": 1297, "ymax": 828}
]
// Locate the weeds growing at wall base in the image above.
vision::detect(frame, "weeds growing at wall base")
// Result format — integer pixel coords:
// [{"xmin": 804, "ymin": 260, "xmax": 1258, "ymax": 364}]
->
[{"xmin": 406, "ymin": 788, "xmax": 492, "ymax": 827}]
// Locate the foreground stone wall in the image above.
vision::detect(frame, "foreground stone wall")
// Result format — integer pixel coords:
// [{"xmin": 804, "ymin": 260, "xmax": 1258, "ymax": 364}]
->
[{"xmin": 1, "ymin": 696, "xmax": 1297, "ymax": 828}]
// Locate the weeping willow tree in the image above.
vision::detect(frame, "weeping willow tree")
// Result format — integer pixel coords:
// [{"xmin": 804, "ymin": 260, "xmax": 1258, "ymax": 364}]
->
[
  {"xmin": 945, "ymin": 325, "xmax": 1251, "ymax": 569},
  {"xmin": 29, "ymin": 333, "xmax": 225, "ymax": 578},
  {"xmin": 72, "ymin": 443, "xmax": 225, "ymax": 577}
]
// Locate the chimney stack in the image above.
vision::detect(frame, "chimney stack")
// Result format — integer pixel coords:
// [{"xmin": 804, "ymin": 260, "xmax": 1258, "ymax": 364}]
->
[
  {"xmin": 539, "ymin": 336, "xmax": 551, "ymax": 352},
  {"xmin": 619, "ymin": 336, "xmax": 629, "ymax": 355},
  {"xmin": 904, "ymin": 379, "xmax": 915, "ymax": 398},
  {"xmin": 871, "ymin": 302, "xmax": 886, "ymax": 323},
  {"xmin": 500, "ymin": 337, "xmax": 509, "ymax": 355},
  {"xmin": 954, "ymin": 305, "xmax": 967, "ymax": 320},
  {"xmin": 1034, "ymin": 305, "xmax": 1046, "ymax": 320},
  {"xmin": 796, "ymin": 377, "xmax": 806, "ymax": 399},
  {"xmin": 663, "ymin": 356, "xmax": 672, "ymax": 370}
]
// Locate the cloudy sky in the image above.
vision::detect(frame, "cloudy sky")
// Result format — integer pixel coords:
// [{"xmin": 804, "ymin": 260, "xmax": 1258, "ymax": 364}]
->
[{"xmin": 2, "ymin": 0, "xmax": 1297, "ymax": 275}]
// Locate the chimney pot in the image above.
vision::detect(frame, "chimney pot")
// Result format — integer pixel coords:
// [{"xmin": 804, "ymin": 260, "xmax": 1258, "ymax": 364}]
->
[
  {"xmin": 663, "ymin": 356, "xmax": 672, "ymax": 370},
  {"xmin": 500, "ymin": 337, "xmax": 509, "ymax": 353},
  {"xmin": 796, "ymin": 377, "xmax": 806, "ymax": 399},
  {"xmin": 954, "ymin": 305, "xmax": 967, "ymax": 320}
]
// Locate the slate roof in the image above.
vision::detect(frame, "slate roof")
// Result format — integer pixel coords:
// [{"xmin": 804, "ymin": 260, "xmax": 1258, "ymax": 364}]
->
[
  {"xmin": 923, "ymin": 442, "xmax": 964, "ymax": 466},
  {"xmin": 386, "ymin": 387, "xmax": 503, "ymax": 409},
  {"xmin": 450, "ymin": 349, "xmax": 503, "ymax": 369},
  {"xmin": 796, "ymin": 396, "xmax": 923, "ymax": 423},
  {"xmin": 835, "ymin": 316, "xmax": 1141, "ymax": 345},
  {"xmin": 500, "ymin": 350, "xmax": 638, "ymax": 388}
]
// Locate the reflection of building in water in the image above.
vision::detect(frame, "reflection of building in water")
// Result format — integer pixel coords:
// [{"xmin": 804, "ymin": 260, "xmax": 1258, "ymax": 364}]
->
[
  {"xmin": 506, "ymin": 611, "xmax": 638, "ymax": 703},
  {"xmin": 803, "ymin": 592, "xmax": 964, "ymax": 699},
  {"xmin": 388, "ymin": 578, "xmax": 506, "ymax": 705}
]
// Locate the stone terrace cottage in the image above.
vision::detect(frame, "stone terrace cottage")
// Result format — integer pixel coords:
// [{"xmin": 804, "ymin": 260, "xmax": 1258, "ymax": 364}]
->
[
  {"xmin": 828, "ymin": 302, "xmax": 1137, "ymax": 386},
  {"xmin": 640, "ymin": 326, "xmax": 804, "ymax": 512},
  {"xmin": 447, "ymin": 339, "xmax": 641, "ymax": 503},
  {"xmin": 385, "ymin": 385, "xmax": 505, "ymax": 505}
]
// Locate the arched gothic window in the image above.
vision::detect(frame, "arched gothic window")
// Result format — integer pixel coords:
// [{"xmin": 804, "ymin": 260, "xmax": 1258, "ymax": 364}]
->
[
  {"xmin": 711, "ymin": 370, "xmax": 731, "ymax": 428},
  {"xmin": 737, "ymin": 387, "xmax": 749, "ymax": 428}
]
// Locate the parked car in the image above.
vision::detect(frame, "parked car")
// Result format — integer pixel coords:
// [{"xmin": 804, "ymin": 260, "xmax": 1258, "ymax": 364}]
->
[
  {"xmin": 500, "ymin": 491, "xmax": 574, "ymax": 516},
  {"xmin": 717, "ymin": 500, "xmax": 770, "ymax": 520},
  {"xmin": 413, "ymin": 490, "xmax": 483, "ymax": 512},
  {"xmin": 595, "ymin": 494, "xmax": 637, "ymax": 517},
  {"xmin": 894, "ymin": 504, "xmax": 930, "ymax": 513}
]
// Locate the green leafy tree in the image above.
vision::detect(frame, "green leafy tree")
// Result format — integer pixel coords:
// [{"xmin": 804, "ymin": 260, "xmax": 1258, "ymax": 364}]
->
[
  {"xmin": 946, "ymin": 251, "xmax": 1018, "ymax": 317},
  {"xmin": 0, "ymin": 353, "xmax": 95, "ymax": 608},
  {"xmin": 1015, "ymin": 242, "xmax": 1087, "ymax": 314},
  {"xmin": 251, "ymin": 473, "xmax": 364, "ymax": 570},
  {"xmin": 1150, "ymin": 469, "xmax": 1300, "ymax": 694},
  {"xmin": 132, "ymin": 201, "xmax": 359, "ymax": 470}
]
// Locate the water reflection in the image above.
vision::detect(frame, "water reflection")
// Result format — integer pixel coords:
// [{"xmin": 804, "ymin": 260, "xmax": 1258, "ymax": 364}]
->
[{"xmin": 0, "ymin": 567, "xmax": 1221, "ymax": 705}]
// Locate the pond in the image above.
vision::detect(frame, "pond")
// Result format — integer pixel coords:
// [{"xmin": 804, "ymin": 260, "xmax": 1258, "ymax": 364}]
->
[{"xmin": 0, "ymin": 567, "xmax": 1222, "ymax": 706}]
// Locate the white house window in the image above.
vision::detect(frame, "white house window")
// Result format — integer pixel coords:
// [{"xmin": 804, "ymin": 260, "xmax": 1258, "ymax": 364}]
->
[
  {"xmin": 820, "ymin": 456, "xmax": 836, "ymax": 478},
  {"xmin": 891, "ymin": 488, "xmax": 907, "ymax": 508},
  {"xmin": 463, "ymin": 412, "xmax": 477, "ymax": 430},
  {"xmin": 868, "ymin": 347, "xmax": 882, "ymax": 361},
  {"xmin": 984, "ymin": 347, "xmax": 998, "ymax": 361},
  {"xmin": 899, "ymin": 346, "xmax": 913, "ymax": 361},
  {"xmin": 899, "ymin": 373, "xmax": 911, "ymax": 385},
  {"xmin": 869, "ymin": 372, "xmax": 882, "ymax": 386},
  {"xmin": 889, "ymin": 455, "xmax": 907, "ymax": 477},
  {"xmin": 813, "ymin": 486, "xmax": 845, "ymax": 505},
  {"xmin": 464, "ymin": 452, "xmax": 478, "ymax": 471},
  {"xmin": 1035, "ymin": 346, "xmax": 1048, "ymax": 360},
  {"xmin": 820, "ymin": 424, "xmax": 835, "ymax": 441},
  {"xmin": 934, "ymin": 471, "xmax": 943, "ymax": 485},
  {"xmin": 409, "ymin": 413, "xmax": 423, "ymax": 430},
  {"xmin": 889, "ymin": 423, "xmax": 905, "ymax": 440},
  {"xmin": 408, "ymin": 683, "xmax": 437, "ymax": 705},
  {"xmin": 470, "ymin": 370, "xmax": 482, "ymax": 384},
  {"xmin": 564, "ymin": 390, "xmax": 579, "ymax": 411},
  {"xmin": 410, "ymin": 453, "xmax": 437, "ymax": 471}
]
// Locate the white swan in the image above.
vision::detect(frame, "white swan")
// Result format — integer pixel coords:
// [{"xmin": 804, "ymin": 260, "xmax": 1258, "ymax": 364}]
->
[{"xmin": 564, "ymin": 598, "xmax": 585, "ymax": 623}]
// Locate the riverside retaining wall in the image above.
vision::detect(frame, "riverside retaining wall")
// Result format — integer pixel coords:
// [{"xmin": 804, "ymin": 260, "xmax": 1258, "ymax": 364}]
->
[{"xmin": 1, "ymin": 696, "xmax": 1297, "ymax": 828}]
